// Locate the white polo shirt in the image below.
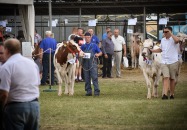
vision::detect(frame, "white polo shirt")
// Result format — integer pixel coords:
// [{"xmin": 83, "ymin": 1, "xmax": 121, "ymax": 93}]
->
[
  {"xmin": 0, "ymin": 53, "xmax": 40, "ymax": 102},
  {"xmin": 160, "ymin": 37, "xmax": 179, "ymax": 64},
  {"xmin": 111, "ymin": 35, "xmax": 126, "ymax": 51}
]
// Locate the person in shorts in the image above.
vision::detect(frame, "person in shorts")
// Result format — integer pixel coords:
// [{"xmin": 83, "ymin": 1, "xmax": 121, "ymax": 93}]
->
[{"xmin": 151, "ymin": 26, "xmax": 179, "ymax": 99}]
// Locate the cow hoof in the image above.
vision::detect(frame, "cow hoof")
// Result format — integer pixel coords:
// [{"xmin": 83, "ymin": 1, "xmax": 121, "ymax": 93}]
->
[
  {"xmin": 69, "ymin": 93, "xmax": 74, "ymax": 96},
  {"xmin": 64, "ymin": 92, "xmax": 69, "ymax": 95},
  {"xmin": 147, "ymin": 95, "xmax": 151, "ymax": 99},
  {"xmin": 58, "ymin": 92, "xmax": 62, "ymax": 96},
  {"xmin": 154, "ymin": 95, "xmax": 158, "ymax": 98}
]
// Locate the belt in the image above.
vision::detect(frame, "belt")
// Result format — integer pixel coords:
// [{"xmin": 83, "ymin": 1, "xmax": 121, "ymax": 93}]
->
[
  {"xmin": 114, "ymin": 50, "xmax": 122, "ymax": 52},
  {"xmin": 7, "ymin": 98, "xmax": 38, "ymax": 105}
]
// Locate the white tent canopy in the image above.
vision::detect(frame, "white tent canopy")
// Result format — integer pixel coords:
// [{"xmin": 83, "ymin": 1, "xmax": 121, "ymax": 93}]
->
[{"xmin": 0, "ymin": 0, "xmax": 35, "ymax": 45}]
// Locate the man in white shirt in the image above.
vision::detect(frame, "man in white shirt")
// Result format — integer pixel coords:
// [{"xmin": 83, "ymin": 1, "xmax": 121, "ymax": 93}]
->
[
  {"xmin": 151, "ymin": 26, "xmax": 179, "ymax": 100},
  {"xmin": 0, "ymin": 38, "xmax": 40, "ymax": 130},
  {"xmin": 111, "ymin": 28, "xmax": 126, "ymax": 78}
]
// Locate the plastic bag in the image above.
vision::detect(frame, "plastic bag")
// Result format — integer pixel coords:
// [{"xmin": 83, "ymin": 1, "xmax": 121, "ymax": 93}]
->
[{"xmin": 123, "ymin": 57, "xmax": 129, "ymax": 68}]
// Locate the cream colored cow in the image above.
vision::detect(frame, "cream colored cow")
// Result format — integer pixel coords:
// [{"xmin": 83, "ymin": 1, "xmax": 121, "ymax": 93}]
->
[{"xmin": 139, "ymin": 39, "xmax": 162, "ymax": 99}]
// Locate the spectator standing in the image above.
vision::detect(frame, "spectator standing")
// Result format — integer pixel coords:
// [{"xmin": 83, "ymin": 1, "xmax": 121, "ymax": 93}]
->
[
  {"xmin": 151, "ymin": 26, "xmax": 179, "ymax": 99},
  {"xmin": 88, "ymin": 28, "xmax": 100, "ymax": 45},
  {"xmin": 0, "ymin": 42, "xmax": 5, "ymax": 66},
  {"xmin": 0, "ymin": 25, "xmax": 5, "ymax": 42},
  {"xmin": 33, "ymin": 29, "xmax": 43, "ymax": 74},
  {"xmin": 81, "ymin": 32, "xmax": 102, "ymax": 96},
  {"xmin": 74, "ymin": 28, "xmax": 85, "ymax": 82},
  {"xmin": 40, "ymin": 31, "xmax": 57, "ymax": 85},
  {"xmin": 0, "ymin": 38, "xmax": 40, "ymax": 130},
  {"xmin": 111, "ymin": 28, "xmax": 126, "ymax": 78},
  {"xmin": 68, "ymin": 27, "xmax": 78, "ymax": 41},
  {"xmin": 102, "ymin": 27, "xmax": 111, "ymax": 40},
  {"xmin": 102, "ymin": 31, "xmax": 114, "ymax": 78}
]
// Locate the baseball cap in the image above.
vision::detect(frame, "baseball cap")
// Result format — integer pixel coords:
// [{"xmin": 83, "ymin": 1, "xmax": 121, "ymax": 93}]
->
[{"xmin": 84, "ymin": 32, "xmax": 91, "ymax": 36}]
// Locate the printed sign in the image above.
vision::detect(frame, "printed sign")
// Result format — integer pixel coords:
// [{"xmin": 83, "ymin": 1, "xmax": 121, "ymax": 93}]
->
[
  {"xmin": 83, "ymin": 53, "xmax": 91, "ymax": 59},
  {"xmin": 159, "ymin": 18, "xmax": 167, "ymax": 25},
  {"xmin": 88, "ymin": 20, "xmax": 96, "ymax": 26},
  {"xmin": 128, "ymin": 19, "xmax": 137, "ymax": 25}
]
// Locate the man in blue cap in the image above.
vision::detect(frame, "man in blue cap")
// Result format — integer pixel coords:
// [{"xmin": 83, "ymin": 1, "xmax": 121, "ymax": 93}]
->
[{"xmin": 81, "ymin": 32, "xmax": 102, "ymax": 96}]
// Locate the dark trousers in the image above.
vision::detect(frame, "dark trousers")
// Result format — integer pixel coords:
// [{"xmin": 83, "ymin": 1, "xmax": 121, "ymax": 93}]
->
[
  {"xmin": 4, "ymin": 101, "xmax": 40, "ymax": 130},
  {"xmin": 41, "ymin": 53, "xmax": 55, "ymax": 85},
  {"xmin": 102, "ymin": 53, "xmax": 112, "ymax": 77}
]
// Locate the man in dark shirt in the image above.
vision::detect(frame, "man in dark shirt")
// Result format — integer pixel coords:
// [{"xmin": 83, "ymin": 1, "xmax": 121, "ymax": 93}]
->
[{"xmin": 102, "ymin": 31, "xmax": 114, "ymax": 78}]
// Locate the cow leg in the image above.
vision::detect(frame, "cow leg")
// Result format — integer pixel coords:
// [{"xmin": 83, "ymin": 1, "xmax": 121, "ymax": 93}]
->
[
  {"xmin": 131, "ymin": 48, "xmax": 135, "ymax": 68},
  {"xmin": 143, "ymin": 70, "xmax": 151, "ymax": 99},
  {"xmin": 131, "ymin": 56, "xmax": 135, "ymax": 68},
  {"xmin": 63, "ymin": 70, "xmax": 69, "ymax": 95},
  {"xmin": 152, "ymin": 76, "xmax": 158, "ymax": 98},
  {"xmin": 55, "ymin": 69, "xmax": 63, "ymax": 96},
  {"xmin": 69, "ymin": 64, "xmax": 76, "ymax": 96},
  {"xmin": 135, "ymin": 57, "xmax": 138, "ymax": 68}
]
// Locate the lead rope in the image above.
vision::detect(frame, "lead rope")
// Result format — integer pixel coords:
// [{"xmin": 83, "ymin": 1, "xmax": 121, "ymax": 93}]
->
[{"xmin": 82, "ymin": 55, "xmax": 98, "ymax": 71}]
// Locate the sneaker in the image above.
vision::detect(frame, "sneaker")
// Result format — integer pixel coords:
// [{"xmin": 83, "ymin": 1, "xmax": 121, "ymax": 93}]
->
[
  {"xmin": 162, "ymin": 94, "xmax": 168, "ymax": 100},
  {"xmin": 107, "ymin": 76, "xmax": 113, "ymax": 78},
  {"xmin": 79, "ymin": 79, "xmax": 84, "ymax": 82},
  {"xmin": 170, "ymin": 95, "xmax": 174, "ymax": 99},
  {"xmin": 40, "ymin": 83, "xmax": 46, "ymax": 86},
  {"xmin": 75, "ymin": 79, "xmax": 79, "ymax": 82}
]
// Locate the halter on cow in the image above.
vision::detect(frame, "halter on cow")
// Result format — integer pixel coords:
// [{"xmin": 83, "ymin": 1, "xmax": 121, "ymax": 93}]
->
[
  {"xmin": 139, "ymin": 39, "xmax": 162, "ymax": 99},
  {"xmin": 54, "ymin": 40, "xmax": 84, "ymax": 96}
]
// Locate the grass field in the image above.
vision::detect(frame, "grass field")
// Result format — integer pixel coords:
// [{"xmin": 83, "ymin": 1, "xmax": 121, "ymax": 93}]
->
[{"xmin": 39, "ymin": 63, "xmax": 187, "ymax": 130}]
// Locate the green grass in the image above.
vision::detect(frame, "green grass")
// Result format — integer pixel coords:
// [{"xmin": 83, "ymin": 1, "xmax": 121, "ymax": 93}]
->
[{"xmin": 39, "ymin": 77, "xmax": 187, "ymax": 130}]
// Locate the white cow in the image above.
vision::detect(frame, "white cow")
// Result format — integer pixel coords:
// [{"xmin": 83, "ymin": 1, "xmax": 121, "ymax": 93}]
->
[
  {"xmin": 54, "ymin": 40, "xmax": 84, "ymax": 96},
  {"xmin": 139, "ymin": 39, "xmax": 162, "ymax": 99},
  {"xmin": 173, "ymin": 32, "xmax": 187, "ymax": 87}
]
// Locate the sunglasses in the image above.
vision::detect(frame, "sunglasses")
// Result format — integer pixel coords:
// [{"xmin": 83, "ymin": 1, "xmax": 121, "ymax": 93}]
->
[{"xmin": 163, "ymin": 31, "xmax": 169, "ymax": 33}]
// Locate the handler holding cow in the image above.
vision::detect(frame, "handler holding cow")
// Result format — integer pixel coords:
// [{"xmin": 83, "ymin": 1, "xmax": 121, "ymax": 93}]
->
[
  {"xmin": 81, "ymin": 32, "xmax": 102, "ymax": 96},
  {"xmin": 151, "ymin": 26, "xmax": 179, "ymax": 100}
]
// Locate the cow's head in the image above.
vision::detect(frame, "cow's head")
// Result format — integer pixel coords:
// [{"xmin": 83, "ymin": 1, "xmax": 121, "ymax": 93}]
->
[
  {"xmin": 176, "ymin": 32, "xmax": 187, "ymax": 53},
  {"xmin": 64, "ymin": 40, "xmax": 84, "ymax": 57},
  {"xmin": 55, "ymin": 41, "xmax": 84, "ymax": 66},
  {"xmin": 141, "ymin": 39, "xmax": 154, "ymax": 60},
  {"xmin": 177, "ymin": 32, "xmax": 187, "ymax": 45},
  {"xmin": 132, "ymin": 33, "xmax": 143, "ymax": 45}
]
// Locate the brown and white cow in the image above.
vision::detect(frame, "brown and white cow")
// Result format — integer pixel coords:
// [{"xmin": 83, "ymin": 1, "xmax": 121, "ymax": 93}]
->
[
  {"xmin": 54, "ymin": 40, "xmax": 84, "ymax": 96},
  {"xmin": 130, "ymin": 33, "xmax": 144, "ymax": 68},
  {"xmin": 139, "ymin": 39, "xmax": 162, "ymax": 99}
]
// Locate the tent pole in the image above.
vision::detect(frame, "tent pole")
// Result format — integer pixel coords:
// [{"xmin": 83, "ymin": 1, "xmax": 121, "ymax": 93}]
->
[
  {"xmin": 14, "ymin": 8, "xmax": 17, "ymax": 37},
  {"xmin": 49, "ymin": 0, "xmax": 52, "ymax": 32},
  {"xmin": 143, "ymin": 6, "xmax": 146, "ymax": 40},
  {"xmin": 79, "ymin": 8, "xmax": 82, "ymax": 27}
]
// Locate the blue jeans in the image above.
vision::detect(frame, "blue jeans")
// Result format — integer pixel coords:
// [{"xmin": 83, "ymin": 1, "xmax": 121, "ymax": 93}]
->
[
  {"xmin": 84, "ymin": 63, "xmax": 100, "ymax": 95},
  {"xmin": 4, "ymin": 101, "xmax": 40, "ymax": 130},
  {"xmin": 41, "ymin": 53, "xmax": 55, "ymax": 85}
]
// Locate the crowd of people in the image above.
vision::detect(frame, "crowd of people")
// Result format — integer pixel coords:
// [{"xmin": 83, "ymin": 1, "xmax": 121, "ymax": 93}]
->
[{"xmin": 0, "ymin": 26, "xmax": 181, "ymax": 129}]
